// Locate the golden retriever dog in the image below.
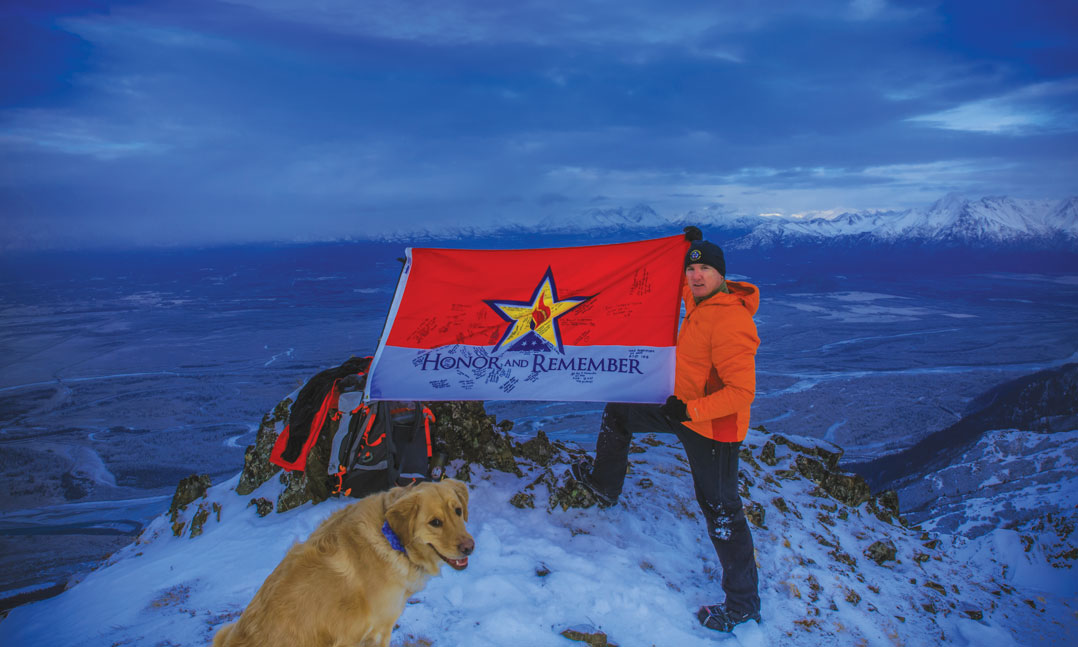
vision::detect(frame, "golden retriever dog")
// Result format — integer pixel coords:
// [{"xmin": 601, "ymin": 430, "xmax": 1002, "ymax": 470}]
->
[{"xmin": 213, "ymin": 479, "xmax": 473, "ymax": 647}]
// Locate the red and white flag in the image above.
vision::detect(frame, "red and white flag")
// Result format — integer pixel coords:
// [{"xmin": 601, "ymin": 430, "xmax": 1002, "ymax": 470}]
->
[{"xmin": 365, "ymin": 235, "xmax": 688, "ymax": 402}]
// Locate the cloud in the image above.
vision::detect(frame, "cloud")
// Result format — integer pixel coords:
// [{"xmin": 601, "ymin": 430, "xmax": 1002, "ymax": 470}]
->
[
  {"xmin": 0, "ymin": 0, "xmax": 1075, "ymax": 248},
  {"xmin": 906, "ymin": 78, "xmax": 1078, "ymax": 134}
]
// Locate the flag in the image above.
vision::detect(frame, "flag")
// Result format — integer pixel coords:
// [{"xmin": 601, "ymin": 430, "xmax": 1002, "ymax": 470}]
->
[{"xmin": 365, "ymin": 235, "xmax": 689, "ymax": 403}]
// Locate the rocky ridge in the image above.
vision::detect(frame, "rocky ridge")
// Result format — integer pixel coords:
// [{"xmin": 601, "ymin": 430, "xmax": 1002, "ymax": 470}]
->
[{"xmin": 157, "ymin": 380, "xmax": 1067, "ymax": 644}]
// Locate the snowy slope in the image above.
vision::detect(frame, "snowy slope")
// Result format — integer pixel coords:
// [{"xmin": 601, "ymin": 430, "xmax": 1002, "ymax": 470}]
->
[
  {"xmin": 901, "ymin": 426, "xmax": 1078, "ymax": 534},
  {"xmin": 3, "ymin": 428, "xmax": 1071, "ymax": 646}
]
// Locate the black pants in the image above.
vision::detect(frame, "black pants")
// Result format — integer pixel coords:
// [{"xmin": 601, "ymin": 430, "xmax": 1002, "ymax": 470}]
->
[{"xmin": 591, "ymin": 402, "xmax": 760, "ymax": 615}]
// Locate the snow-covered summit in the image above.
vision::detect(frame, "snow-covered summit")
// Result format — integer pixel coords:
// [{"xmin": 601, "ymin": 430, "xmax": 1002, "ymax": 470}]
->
[
  {"xmin": 2, "ymin": 400, "xmax": 1074, "ymax": 646},
  {"xmin": 730, "ymin": 194, "xmax": 1078, "ymax": 249}
]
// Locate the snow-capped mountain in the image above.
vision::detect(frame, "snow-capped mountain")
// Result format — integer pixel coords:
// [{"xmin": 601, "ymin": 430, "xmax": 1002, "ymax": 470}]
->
[
  {"xmin": 374, "ymin": 194, "xmax": 1078, "ymax": 251},
  {"xmin": 374, "ymin": 202, "xmax": 757, "ymax": 244},
  {"xmin": 728, "ymin": 195, "xmax": 1078, "ymax": 249}
]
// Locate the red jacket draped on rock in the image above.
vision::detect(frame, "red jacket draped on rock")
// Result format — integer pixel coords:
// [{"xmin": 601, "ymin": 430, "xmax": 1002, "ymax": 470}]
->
[{"xmin": 675, "ymin": 280, "xmax": 760, "ymax": 442}]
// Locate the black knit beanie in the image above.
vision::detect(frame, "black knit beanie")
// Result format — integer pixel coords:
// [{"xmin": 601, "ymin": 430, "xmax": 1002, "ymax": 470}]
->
[{"xmin": 685, "ymin": 241, "xmax": 726, "ymax": 276}]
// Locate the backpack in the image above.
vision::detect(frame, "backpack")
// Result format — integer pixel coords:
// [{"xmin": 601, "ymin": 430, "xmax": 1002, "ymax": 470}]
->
[
  {"xmin": 269, "ymin": 356, "xmax": 372, "ymax": 472},
  {"xmin": 330, "ymin": 400, "xmax": 436, "ymax": 498}
]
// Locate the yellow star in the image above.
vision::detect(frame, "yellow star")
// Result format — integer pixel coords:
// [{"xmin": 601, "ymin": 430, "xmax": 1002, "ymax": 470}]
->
[{"xmin": 485, "ymin": 268, "xmax": 593, "ymax": 353}]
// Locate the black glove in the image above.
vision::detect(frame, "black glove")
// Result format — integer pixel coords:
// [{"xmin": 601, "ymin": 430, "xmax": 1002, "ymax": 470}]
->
[
  {"xmin": 683, "ymin": 226, "xmax": 703, "ymax": 242},
  {"xmin": 659, "ymin": 395, "xmax": 689, "ymax": 422}
]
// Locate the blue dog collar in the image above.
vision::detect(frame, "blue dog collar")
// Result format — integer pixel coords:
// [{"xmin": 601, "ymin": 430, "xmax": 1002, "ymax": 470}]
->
[{"xmin": 382, "ymin": 521, "xmax": 407, "ymax": 554}]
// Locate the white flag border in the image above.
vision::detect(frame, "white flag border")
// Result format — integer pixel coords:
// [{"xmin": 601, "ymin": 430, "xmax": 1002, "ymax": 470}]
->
[{"xmin": 363, "ymin": 247, "xmax": 414, "ymax": 403}]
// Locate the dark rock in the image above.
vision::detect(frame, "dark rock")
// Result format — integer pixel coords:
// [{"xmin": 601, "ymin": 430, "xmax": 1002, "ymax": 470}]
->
[
  {"xmin": 774, "ymin": 434, "xmax": 843, "ymax": 470},
  {"xmin": 236, "ymin": 400, "xmax": 290, "ymax": 496},
  {"xmin": 514, "ymin": 430, "xmax": 561, "ymax": 467},
  {"xmin": 877, "ymin": 489, "xmax": 900, "ymax": 516},
  {"xmin": 248, "ymin": 498, "xmax": 273, "ymax": 517},
  {"xmin": 510, "ymin": 492, "xmax": 535, "ymax": 509},
  {"xmin": 739, "ymin": 448, "xmax": 761, "ymax": 471},
  {"xmin": 272, "ymin": 397, "xmax": 291, "ymax": 421},
  {"xmin": 865, "ymin": 539, "xmax": 897, "ymax": 565},
  {"xmin": 795, "ymin": 456, "xmax": 871, "ymax": 507},
  {"xmin": 759, "ymin": 441, "xmax": 778, "ymax": 466},
  {"xmin": 772, "ymin": 497, "xmax": 801, "ymax": 519},
  {"xmin": 829, "ymin": 549, "xmax": 857, "ymax": 568},
  {"xmin": 189, "ymin": 503, "xmax": 210, "ymax": 538},
  {"xmin": 744, "ymin": 501, "xmax": 766, "ymax": 528},
  {"xmin": 812, "ymin": 533, "xmax": 836, "ymax": 549},
  {"xmin": 276, "ymin": 471, "xmax": 311, "ymax": 513},
  {"xmin": 454, "ymin": 462, "xmax": 472, "ymax": 482},
  {"xmin": 924, "ymin": 581, "xmax": 947, "ymax": 596},
  {"xmin": 560, "ymin": 625, "xmax": 617, "ymax": 647},
  {"xmin": 169, "ymin": 474, "xmax": 212, "ymax": 523},
  {"xmin": 964, "ymin": 609, "xmax": 983, "ymax": 620},
  {"xmin": 868, "ymin": 489, "xmax": 902, "ymax": 524},
  {"xmin": 549, "ymin": 475, "xmax": 601, "ymax": 511},
  {"xmin": 428, "ymin": 401, "xmax": 521, "ymax": 476}
]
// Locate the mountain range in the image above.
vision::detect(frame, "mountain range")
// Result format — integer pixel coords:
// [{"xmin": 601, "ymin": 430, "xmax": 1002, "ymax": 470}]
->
[
  {"xmin": 729, "ymin": 194, "xmax": 1078, "ymax": 250},
  {"xmin": 379, "ymin": 194, "xmax": 1078, "ymax": 251}
]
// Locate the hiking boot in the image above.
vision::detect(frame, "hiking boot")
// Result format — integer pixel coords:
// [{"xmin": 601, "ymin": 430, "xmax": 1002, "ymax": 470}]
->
[
  {"xmin": 696, "ymin": 604, "xmax": 761, "ymax": 632},
  {"xmin": 568, "ymin": 455, "xmax": 619, "ymax": 508}
]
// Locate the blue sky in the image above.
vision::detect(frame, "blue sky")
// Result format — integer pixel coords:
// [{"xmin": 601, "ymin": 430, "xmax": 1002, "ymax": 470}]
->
[{"xmin": 2, "ymin": 0, "xmax": 1076, "ymax": 248}]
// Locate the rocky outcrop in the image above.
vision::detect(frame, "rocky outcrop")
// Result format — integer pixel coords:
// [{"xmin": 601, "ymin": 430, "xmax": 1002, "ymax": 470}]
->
[
  {"xmin": 236, "ymin": 399, "xmax": 290, "ymax": 496},
  {"xmin": 202, "ymin": 392, "xmax": 534, "ymax": 515},
  {"xmin": 795, "ymin": 455, "xmax": 872, "ymax": 508},
  {"xmin": 302, "ymin": 413, "xmax": 343, "ymax": 504},
  {"xmin": 276, "ymin": 470, "xmax": 312, "ymax": 514},
  {"xmin": 514, "ymin": 430, "xmax": 560, "ymax": 467},
  {"xmin": 429, "ymin": 401, "xmax": 521, "ymax": 476},
  {"xmin": 169, "ymin": 474, "xmax": 211, "ymax": 524},
  {"xmin": 865, "ymin": 539, "xmax": 897, "ymax": 565},
  {"xmin": 548, "ymin": 472, "xmax": 605, "ymax": 511}
]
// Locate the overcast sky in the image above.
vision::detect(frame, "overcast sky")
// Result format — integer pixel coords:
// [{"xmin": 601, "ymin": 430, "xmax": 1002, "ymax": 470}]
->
[{"xmin": 2, "ymin": 0, "xmax": 1076, "ymax": 249}]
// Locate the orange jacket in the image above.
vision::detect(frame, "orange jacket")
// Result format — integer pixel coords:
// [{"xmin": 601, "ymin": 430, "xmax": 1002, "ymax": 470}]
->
[{"xmin": 675, "ymin": 280, "xmax": 760, "ymax": 442}]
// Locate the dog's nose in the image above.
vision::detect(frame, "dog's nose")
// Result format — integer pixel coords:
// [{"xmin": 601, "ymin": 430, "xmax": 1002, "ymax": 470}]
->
[{"xmin": 459, "ymin": 537, "xmax": 474, "ymax": 556}]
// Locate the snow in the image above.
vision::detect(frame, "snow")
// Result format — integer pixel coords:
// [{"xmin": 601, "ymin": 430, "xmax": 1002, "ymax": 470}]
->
[
  {"xmin": 5, "ymin": 429, "xmax": 1072, "ymax": 646},
  {"xmin": 729, "ymin": 194, "xmax": 1078, "ymax": 247}
]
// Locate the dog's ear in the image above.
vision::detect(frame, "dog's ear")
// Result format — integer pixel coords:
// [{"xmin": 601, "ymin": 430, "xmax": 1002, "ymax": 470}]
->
[
  {"xmin": 385, "ymin": 492, "xmax": 419, "ymax": 546},
  {"xmin": 446, "ymin": 479, "xmax": 469, "ymax": 521}
]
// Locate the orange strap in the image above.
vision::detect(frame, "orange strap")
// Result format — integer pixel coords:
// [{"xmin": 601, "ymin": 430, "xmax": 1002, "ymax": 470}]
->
[
  {"xmin": 422, "ymin": 407, "xmax": 435, "ymax": 458},
  {"xmin": 330, "ymin": 464, "xmax": 347, "ymax": 495}
]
